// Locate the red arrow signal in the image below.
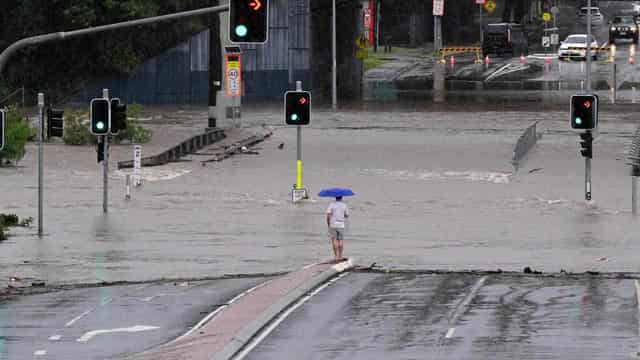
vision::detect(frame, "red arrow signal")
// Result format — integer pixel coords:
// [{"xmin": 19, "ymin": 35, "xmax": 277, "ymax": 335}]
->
[
  {"xmin": 583, "ymin": 100, "xmax": 591, "ymax": 109},
  {"xmin": 298, "ymin": 97, "xmax": 307, "ymax": 105},
  {"xmin": 249, "ymin": 0, "xmax": 262, "ymax": 11}
]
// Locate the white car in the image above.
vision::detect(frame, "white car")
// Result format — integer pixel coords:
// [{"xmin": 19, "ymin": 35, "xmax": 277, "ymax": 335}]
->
[
  {"xmin": 558, "ymin": 34, "xmax": 599, "ymax": 61},
  {"xmin": 578, "ymin": 7, "xmax": 604, "ymax": 25}
]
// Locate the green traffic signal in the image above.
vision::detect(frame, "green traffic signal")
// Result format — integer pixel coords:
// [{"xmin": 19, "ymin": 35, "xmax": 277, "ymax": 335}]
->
[
  {"xmin": 96, "ymin": 122, "xmax": 105, "ymax": 130},
  {"xmin": 290, "ymin": 114, "xmax": 299, "ymax": 122},
  {"xmin": 235, "ymin": 25, "xmax": 248, "ymax": 37},
  {"xmin": 575, "ymin": 117, "xmax": 582, "ymax": 125}
]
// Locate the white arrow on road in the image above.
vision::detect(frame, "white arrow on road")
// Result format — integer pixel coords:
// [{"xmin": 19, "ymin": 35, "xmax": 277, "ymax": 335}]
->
[{"xmin": 76, "ymin": 325, "xmax": 160, "ymax": 342}]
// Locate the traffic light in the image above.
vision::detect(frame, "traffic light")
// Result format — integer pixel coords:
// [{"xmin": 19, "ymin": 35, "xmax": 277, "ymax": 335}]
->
[
  {"xmin": 46, "ymin": 108, "xmax": 64, "ymax": 138},
  {"xmin": 285, "ymin": 91, "xmax": 311, "ymax": 125},
  {"xmin": 0, "ymin": 109, "xmax": 4, "ymax": 151},
  {"xmin": 110, "ymin": 98, "xmax": 127, "ymax": 135},
  {"xmin": 580, "ymin": 131, "xmax": 593, "ymax": 158},
  {"xmin": 571, "ymin": 94, "xmax": 598, "ymax": 130},
  {"xmin": 90, "ymin": 98, "xmax": 110, "ymax": 135},
  {"xmin": 229, "ymin": 0, "xmax": 268, "ymax": 43}
]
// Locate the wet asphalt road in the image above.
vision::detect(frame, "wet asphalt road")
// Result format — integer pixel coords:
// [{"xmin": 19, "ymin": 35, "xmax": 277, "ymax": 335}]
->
[
  {"xmin": 246, "ymin": 272, "xmax": 640, "ymax": 360},
  {"xmin": 0, "ymin": 277, "xmax": 267, "ymax": 359}
]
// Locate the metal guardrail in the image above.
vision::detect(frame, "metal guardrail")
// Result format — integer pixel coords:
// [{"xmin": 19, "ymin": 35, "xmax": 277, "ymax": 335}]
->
[
  {"xmin": 627, "ymin": 125, "xmax": 640, "ymax": 175},
  {"xmin": 512, "ymin": 121, "xmax": 538, "ymax": 170}
]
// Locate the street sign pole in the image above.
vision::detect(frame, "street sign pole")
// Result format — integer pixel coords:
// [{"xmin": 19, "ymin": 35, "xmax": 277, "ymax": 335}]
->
[
  {"xmin": 479, "ymin": 4, "xmax": 483, "ymax": 44},
  {"xmin": 102, "ymin": 88, "xmax": 109, "ymax": 213},
  {"xmin": 37, "ymin": 93, "xmax": 44, "ymax": 237}
]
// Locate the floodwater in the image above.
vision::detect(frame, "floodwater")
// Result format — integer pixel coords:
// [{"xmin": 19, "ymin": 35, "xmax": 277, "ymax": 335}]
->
[{"xmin": 1, "ymin": 108, "xmax": 640, "ymax": 286}]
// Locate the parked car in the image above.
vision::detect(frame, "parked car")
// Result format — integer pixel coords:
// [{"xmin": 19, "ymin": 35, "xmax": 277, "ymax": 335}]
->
[
  {"xmin": 609, "ymin": 16, "xmax": 639, "ymax": 43},
  {"xmin": 558, "ymin": 34, "xmax": 599, "ymax": 61},
  {"xmin": 633, "ymin": 2, "xmax": 640, "ymax": 17},
  {"xmin": 481, "ymin": 23, "xmax": 528, "ymax": 57},
  {"xmin": 578, "ymin": 7, "xmax": 604, "ymax": 25}
]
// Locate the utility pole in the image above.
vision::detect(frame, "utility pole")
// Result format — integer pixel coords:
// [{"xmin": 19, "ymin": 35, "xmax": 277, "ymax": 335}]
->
[
  {"xmin": 102, "ymin": 89, "xmax": 109, "ymax": 213},
  {"xmin": 332, "ymin": 0, "xmax": 338, "ymax": 110},
  {"xmin": 37, "ymin": 92, "xmax": 44, "ymax": 237},
  {"xmin": 209, "ymin": 0, "xmax": 221, "ymax": 129},
  {"xmin": 479, "ymin": 4, "xmax": 483, "ymax": 45}
]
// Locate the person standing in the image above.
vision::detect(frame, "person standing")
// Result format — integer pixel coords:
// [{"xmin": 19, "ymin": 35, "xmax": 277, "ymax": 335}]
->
[{"xmin": 327, "ymin": 196, "xmax": 349, "ymax": 262}]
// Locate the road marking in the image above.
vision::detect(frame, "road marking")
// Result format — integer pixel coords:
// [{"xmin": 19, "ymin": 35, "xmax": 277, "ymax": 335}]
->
[
  {"xmin": 635, "ymin": 280, "xmax": 640, "ymax": 313},
  {"xmin": 76, "ymin": 325, "xmax": 160, "ymax": 342},
  {"xmin": 141, "ymin": 296, "xmax": 154, "ymax": 302},
  {"xmin": 34, "ymin": 350, "xmax": 47, "ymax": 356},
  {"xmin": 65, "ymin": 310, "xmax": 91, "ymax": 327},
  {"xmin": 48, "ymin": 335, "xmax": 62, "ymax": 341},
  {"xmin": 170, "ymin": 279, "xmax": 273, "ymax": 344},
  {"xmin": 445, "ymin": 327, "xmax": 456, "ymax": 339},
  {"xmin": 233, "ymin": 273, "xmax": 349, "ymax": 360},
  {"xmin": 449, "ymin": 276, "xmax": 487, "ymax": 325}
]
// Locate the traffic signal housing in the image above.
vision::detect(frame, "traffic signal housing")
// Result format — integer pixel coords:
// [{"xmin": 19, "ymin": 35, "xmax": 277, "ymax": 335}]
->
[
  {"xmin": 110, "ymin": 98, "xmax": 127, "ymax": 135},
  {"xmin": 90, "ymin": 98, "xmax": 110, "ymax": 135},
  {"xmin": 571, "ymin": 94, "xmax": 598, "ymax": 130},
  {"xmin": 580, "ymin": 131, "xmax": 593, "ymax": 158},
  {"xmin": 47, "ymin": 108, "xmax": 64, "ymax": 138},
  {"xmin": 285, "ymin": 91, "xmax": 311, "ymax": 125},
  {"xmin": 229, "ymin": 0, "xmax": 268, "ymax": 43},
  {"xmin": 0, "ymin": 109, "xmax": 4, "ymax": 151}
]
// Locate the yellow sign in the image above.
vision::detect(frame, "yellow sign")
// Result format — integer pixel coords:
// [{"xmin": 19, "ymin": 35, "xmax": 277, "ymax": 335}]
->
[
  {"xmin": 225, "ymin": 54, "xmax": 242, "ymax": 97},
  {"xmin": 356, "ymin": 36, "xmax": 367, "ymax": 49},
  {"xmin": 542, "ymin": 12, "xmax": 551, "ymax": 22},
  {"xmin": 484, "ymin": 0, "xmax": 496, "ymax": 14}
]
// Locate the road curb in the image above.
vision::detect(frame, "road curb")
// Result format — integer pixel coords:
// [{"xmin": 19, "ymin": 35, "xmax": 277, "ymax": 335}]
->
[{"xmin": 213, "ymin": 259, "xmax": 352, "ymax": 360}]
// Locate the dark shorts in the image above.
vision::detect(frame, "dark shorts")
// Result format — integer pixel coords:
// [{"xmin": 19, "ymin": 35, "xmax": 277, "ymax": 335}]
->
[{"xmin": 328, "ymin": 227, "xmax": 344, "ymax": 240}]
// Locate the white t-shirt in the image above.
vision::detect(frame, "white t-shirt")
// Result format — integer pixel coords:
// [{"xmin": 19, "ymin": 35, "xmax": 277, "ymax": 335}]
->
[{"xmin": 327, "ymin": 201, "xmax": 349, "ymax": 228}]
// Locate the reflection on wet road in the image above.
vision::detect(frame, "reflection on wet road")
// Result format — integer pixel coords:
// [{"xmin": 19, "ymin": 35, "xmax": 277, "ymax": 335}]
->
[{"xmin": 247, "ymin": 273, "xmax": 639, "ymax": 360}]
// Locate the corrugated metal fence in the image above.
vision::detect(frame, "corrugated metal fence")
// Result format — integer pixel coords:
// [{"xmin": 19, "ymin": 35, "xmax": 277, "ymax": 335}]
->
[{"xmin": 74, "ymin": 0, "xmax": 311, "ymax": 104}]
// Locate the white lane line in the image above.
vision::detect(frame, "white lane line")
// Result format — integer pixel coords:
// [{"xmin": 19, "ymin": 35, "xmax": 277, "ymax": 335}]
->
[
  {"xmin": 170, "ymin": 279, "xmax": 274, "ymax": 344},
  {"xmin": 445, "ymin": 327, "xmax": 456, "ymax": 339},
  {"xmin": 48, "ymin": 335, "xmax": 62, "ymax": 341},
  {"xmin": 65, "ymin": 310, "xmax": 91, "ymax": 327},
  {"xmin": 448, "ymin": 276, "xmax": 487, "ymax": 325},
  {"xmin": 635, "ymin": 280, "xmax": 640, "ymax": 313},
  {"xmin": 76, "ymin": 325, "xmax": 160, "ymax": 342},
  {"xmin": 233, "ymin": 273, "xmax": 349, "ymax": 360},
  {"xmin": 141, "ymin": 296, "xmax": 154, "ymax": 302},
  {"xmin": 34, "ymin": 350, "xmax": 47, "ymax": 356}
]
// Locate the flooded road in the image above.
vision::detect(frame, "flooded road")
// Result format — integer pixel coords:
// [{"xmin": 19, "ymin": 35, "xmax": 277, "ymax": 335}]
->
[{"xmin": 1, "ymin": 108, "xmax": 640, "ymax": 285}]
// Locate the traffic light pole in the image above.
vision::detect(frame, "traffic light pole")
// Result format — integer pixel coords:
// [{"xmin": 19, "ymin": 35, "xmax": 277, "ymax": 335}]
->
[
  {"xmin": 102, "ymin": 88, "xmax": 109, "ymax": 213},
  {"xmin": 585, "ymin": 130, "xmax": 592, "ymax": 201},
  {"xmin": 296, "ymin": 81, "xmax": 303, "ymax": 190},
  {"xmin": 37, "ymin": 93, "xmax": 44, "ymax": 237},
  {"xmin": 331, "ymin": 0, "xmax": 337, "ymax": 111},
  {"xmin": 0, "ymin": 4, "xmax": 230, "ymax": 74},
  {"xmin": 586, "ymin": 0, "xmax": 592, "ymax": 91}
]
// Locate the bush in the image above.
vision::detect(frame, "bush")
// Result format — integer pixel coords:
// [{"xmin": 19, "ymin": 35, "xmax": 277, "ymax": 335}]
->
[
  {"xmin": 62, "ymin": 110, "xmax": 97, "ymax": 145},
  {"xmin": 115, "ymin": 103, "xmax": 152, "ymax": 144},
  {"xmin": 0, "ymin": 214, "xmax": 32, "ymax": 241},
  {"xmin": 63, "ymin": 104, "xmax": 152, "ymax": 145},
  {"xmin": 0, "ymin": 106, "xmax": 36, "ymax": 166}
]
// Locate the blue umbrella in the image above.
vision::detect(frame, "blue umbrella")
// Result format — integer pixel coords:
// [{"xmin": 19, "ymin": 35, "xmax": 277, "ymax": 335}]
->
[{"xmin": 318, "ymin": 188, "xmax": 355, "ymax": 198}]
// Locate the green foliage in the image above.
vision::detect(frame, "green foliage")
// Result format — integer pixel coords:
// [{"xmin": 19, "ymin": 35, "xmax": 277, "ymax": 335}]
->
[
  {"xmin": 0, "ymin": 106, "xmax": 36, "ymax": 165},
  {"xmin": 0, "ymin": 214, "xmax": 19, "ymax": 227},
  {"xmin": 0, "ymin": 214, "xmax": 33, "ymax": 241},
  {"xmin": 114, "ymin": 103, "xmax": 152, "ymax": 144},
  {"xmin": 0, "ymin": 0, "xmax": 212, "ymax": 102},
  {"xmin": 63, "ymin": 104, "xmax": 152, "ymax": 145},
  {"xmin": 62, "ymin": 110, "xmax": 96, "ymax": 145}
]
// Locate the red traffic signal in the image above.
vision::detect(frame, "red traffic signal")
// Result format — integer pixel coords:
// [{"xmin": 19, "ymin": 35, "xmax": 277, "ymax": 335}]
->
[
  {"xmin": 229, "ymin": 0, "xmax": 269, "ymax": 43},
  {"xmin": 249, "ymin": 0, "xmax": 262, "ymax": 11}
]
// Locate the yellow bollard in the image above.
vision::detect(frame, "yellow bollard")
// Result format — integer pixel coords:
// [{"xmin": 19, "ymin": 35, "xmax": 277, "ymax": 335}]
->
[{"xmin": 296, "ymin": 160, "xmax": 302, "ymax": 189}]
